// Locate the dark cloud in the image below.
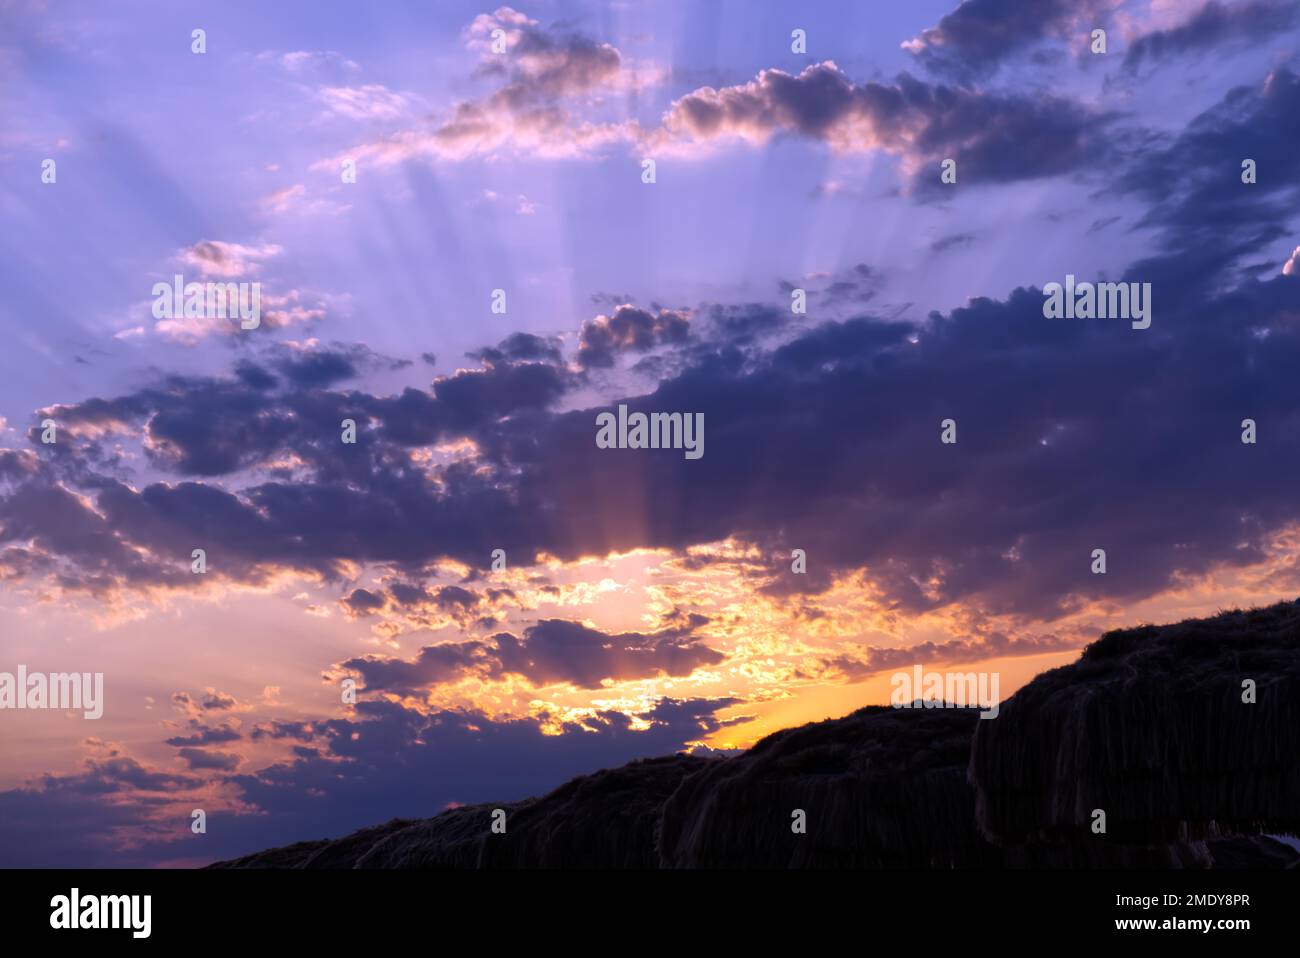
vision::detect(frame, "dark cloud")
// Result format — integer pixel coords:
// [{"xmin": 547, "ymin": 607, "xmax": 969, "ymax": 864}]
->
[
  {"xmin": 370, "ymin": 9, "xmax": 636, "ymax": 162},
  {"xmin": 164, "ymin": 721, "xmax": 242, "ymax": 747},
  {"xmin": 28, "ymin": 350, "xmax": 572, "ymax": 489},
  {"xmin": 1116, "ymin": 67, "xmax": 1300, "ymax": 283},
  {"xmin": 904, "ymin": 0, "xmax": 1111, "ymax": 78},
  {"xmin": 340, "ymin": 588, "xmax": 386, "ymax": 617},
  {"xmin": 471, "ymin": 331, "xmax": 564, "ymax": 365},
  {"xmin": 476, "ymin": 12, "xmax": 623, "ymax": 103},
  {"xmin": 176, "ymin": 747, "xmax": 243, "ymax": 771},
  {"xmin": 432, "ymin": 359, "xmax": 571, "ymax": 425},
  {"xmin": 250, "ymin": 720, "xmax": 319, "ymax": 743},
  {"xmin": 431, "ymin": 584, "xmax": 480, "ymax": 611},
  {"xmin": 388, "ymin": 581, "xmax": 433, "ymax": 606},
  {"xmin": 36, "ymin": 376, "xmax": 295, "ymax": 477},
  {"xmin": 200, "ymin": 690, "xmax": 238, "ymax": 711},
  {"xmin": 170, "ymin": 690, "xmax": 241, "ymax": 718},
  {"xmin": 270, "ymin": 348, "xmax": 357, "ymax": 388},
  {"xmin": 233, "ymin": 360, "xmax": 278, "ymax": 390},
  {"xmin": 0, "ymin": 757, "xmax": 201, "ymax": 867},
  {"xmin": 661, "ymin": 63, "xmax": 1113, "ymax": 190},
  {"xmin": 61, "ymin": 755, "xmax": 198, "ymax": 794},
  {"xmin": 341, "ymin": 642, "xmax": 492, "ymax": 695},
  {"xmin": 492, "ymin": 618, "xmax": 721, "ymax": 688},
  {"xmin": 577, "ymin": 305, "xmax": 690, "ymax": 368},
  {"xmin": 706, "ymin": 303, "xmax": 788, "ymax": 342},
  {"xmin": 1123, "ymin": 1, "xmax": 1300, "ymax": 74},
  {"xmin": 341, "ymin": 615, "xmax": 721, "ymax": 693},
  {"xmin": 484, "ymin": 269, "xmax": 1300, "ymax": 619},
  {"xmin": 814, "ymin": 263, "xmax": 881, "ymax": 307},
  {"xmin": 335, "ymin": 582, "xmax": 502, "ymax": 629},
  {"xmin": 0, "ymin": 449, "xmax": 39, "ymax": 481},
  {"xmin": 0, "ymin": 482, "xmax": 179, "ymax": 595}
]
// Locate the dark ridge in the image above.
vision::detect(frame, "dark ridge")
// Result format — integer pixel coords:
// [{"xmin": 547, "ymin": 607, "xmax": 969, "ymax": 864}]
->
[
  {"xmin": 659, "ymin": 704, "xmax": 998, "ymax": 867},
  {"xmin": 207, "ymin": 819, "xmax": 416, "ymax": 869},
  {"xmin": 207, "ymin": 837, "xmax": 333, "ymax": 869},
  {"xmin": 210, "ymin": 755, "xmax": 709, "ymax": 869},
  {"xmin": 969, "ymin": 600, "xmax": 1300, "ymax": 865}
]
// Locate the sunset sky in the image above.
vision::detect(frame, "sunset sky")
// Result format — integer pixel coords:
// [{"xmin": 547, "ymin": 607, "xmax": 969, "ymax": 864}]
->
[{"xmin": 3, "ymin": 0, "xmax": 1300, "ymax": 866}]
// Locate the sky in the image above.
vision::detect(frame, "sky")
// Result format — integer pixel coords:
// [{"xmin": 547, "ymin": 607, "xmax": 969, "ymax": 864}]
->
[{"xmin": 2, "ymin": 0, "xmax": 1300, "ymax": 867}]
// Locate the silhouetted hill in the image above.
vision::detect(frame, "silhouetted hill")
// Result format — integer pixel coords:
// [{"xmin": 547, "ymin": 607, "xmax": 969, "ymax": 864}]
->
[
  {"xmin": 212, "ymin": 601, "xmax": 1300, "ymax": 868},
  {"xmin": 660, "ymin": 705, "xmax": 997, "ymax": 867},
  {"xmin": 969, "ymin": 601, "xmax": 1300, "ymax": 866},
  {"xmin": 211, "ymin": 755, "xmax": 709, "ymax": 868}
]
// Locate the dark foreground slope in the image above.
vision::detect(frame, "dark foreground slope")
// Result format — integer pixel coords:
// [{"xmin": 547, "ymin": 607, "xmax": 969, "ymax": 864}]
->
[
  {"xmin": 211, "ymin": 755, "xmax": 708, "ymax": 868},
  {"xmin": 213, "ymin": 601, "xmax": 1300, "ymax": 868},
  {"xmin": 969, "ymin": 602, "xmax": 1300, "ymax": 866},
  {"xmin": 659, "ymin": 705, "xmax": 997, "ymax": 867}
]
